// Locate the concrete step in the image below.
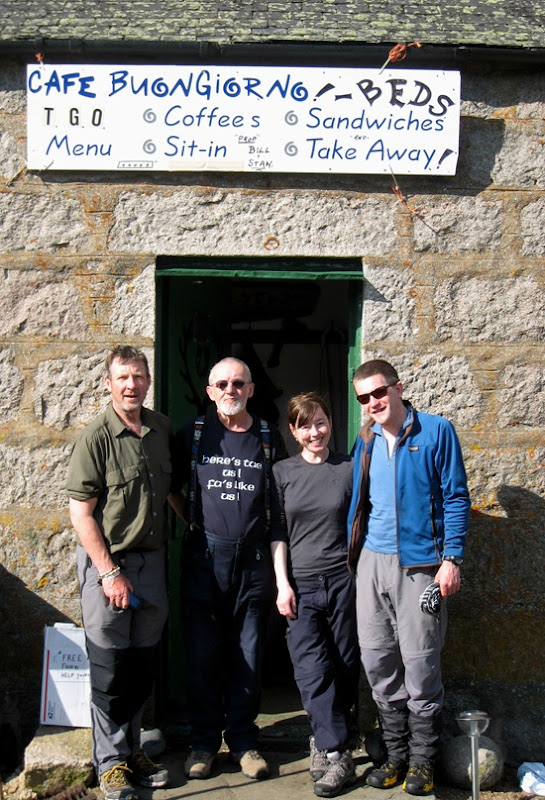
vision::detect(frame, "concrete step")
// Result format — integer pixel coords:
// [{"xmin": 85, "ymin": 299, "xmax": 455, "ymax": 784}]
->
[{"xmin": 5, "ymin": 687, "xmax": 312, "ymax": 798}]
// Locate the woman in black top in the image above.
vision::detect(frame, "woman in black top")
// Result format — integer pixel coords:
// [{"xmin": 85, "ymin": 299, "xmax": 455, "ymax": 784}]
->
[{"xmin": 271, "ymin": 392, "xmax": 359, "ymax": 798}]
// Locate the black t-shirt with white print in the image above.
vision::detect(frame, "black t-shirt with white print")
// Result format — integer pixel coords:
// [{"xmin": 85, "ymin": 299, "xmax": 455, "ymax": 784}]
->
[{"xmin": 174, "ymin": 411, "xmax": 285, "ymax": 541}]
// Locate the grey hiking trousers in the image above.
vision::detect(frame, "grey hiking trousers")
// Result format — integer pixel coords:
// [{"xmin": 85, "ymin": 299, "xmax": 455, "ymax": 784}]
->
[
  {"xmin": 77, "ymin": 545, "xmax": 169, "ymax": 776},
  {"xmin": 356, "ymin": 550, "xmax": 447, "ymax": 762}
]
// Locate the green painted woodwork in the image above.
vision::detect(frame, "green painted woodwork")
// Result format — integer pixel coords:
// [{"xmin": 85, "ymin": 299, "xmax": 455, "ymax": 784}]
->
[{"xmin": 155, "ymin": 258, "xmax": 363, "ymax": 714}]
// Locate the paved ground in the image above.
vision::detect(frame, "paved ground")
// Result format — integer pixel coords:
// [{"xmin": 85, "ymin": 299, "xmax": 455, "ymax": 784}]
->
[
  {"xmin": 142, "ymin": 747, "xmax": 417, "ymax": 800},
  {"xmin": 129, "ymin": 685, "xmax": 438, "ymax": 800},
  {"xmin": 16, "ymin": 685, "xmax": 441, "ymax": 799}
]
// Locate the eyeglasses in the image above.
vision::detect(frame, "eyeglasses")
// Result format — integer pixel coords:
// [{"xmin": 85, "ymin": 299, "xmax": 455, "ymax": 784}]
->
[
  {"xmin": 210, "ymin": 379, "xmax": 248, "ymax": 391},
  {"xmin": 356, "ymin": 383, "xmax": 397, "ymax": 405}
]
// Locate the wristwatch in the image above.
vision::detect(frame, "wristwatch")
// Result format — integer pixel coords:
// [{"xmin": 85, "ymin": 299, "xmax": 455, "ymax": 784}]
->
[{"xmin": 443, "ymin": 555, "xmax": 464, "ymax": 566}]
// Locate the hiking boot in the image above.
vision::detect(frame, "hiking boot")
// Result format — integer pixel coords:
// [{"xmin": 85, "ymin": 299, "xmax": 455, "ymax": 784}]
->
[
  {"xmin": 367, "ymin": 761, "xmax": 407, "ymax": 789},
  {"xmin": 185, "ymin": 750, "xmax": 216, "ymax": 779},
  {"xmin": 129, "ymin": 748, "xmax": 169, "ymax": 788},
  {"xmin": 309, "ymin": 736, "xmax": 330, "ymax": 781},
  {"xmin": 403, "ymin": 762, "xmax": 434, "ymax": 795},
  {"xmin": 99, "ymin": 762, "xmax": 138, "ymax": 800},
  {"xmin": 314, "ymin": 753, "xmax": 356, "ymax": 798},
  {"xmin": 232, "ymin": 749, "xmax": 270, "ymax": 780}
]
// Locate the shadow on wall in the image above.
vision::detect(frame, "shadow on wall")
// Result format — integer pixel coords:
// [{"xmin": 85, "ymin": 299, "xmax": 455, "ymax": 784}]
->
[
  {"xmin": 457, "ymin": 116, "xmax": 505, "ymax": 188},
  {"xmin": 0, "ymin": 565, "xmax": 74, "ymax": 778},
  {"xmin": 444, "ymin": 484, "xmax": 545, "ymax": 765}
]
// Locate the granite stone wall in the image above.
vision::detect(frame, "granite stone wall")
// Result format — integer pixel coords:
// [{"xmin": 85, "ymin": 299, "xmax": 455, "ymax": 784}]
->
[{"xmin": 0, "ymin": 59, "xmax": 543, "ymax": 762}]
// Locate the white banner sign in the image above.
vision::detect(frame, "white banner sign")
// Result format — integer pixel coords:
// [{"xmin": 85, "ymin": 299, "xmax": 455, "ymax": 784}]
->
[{"xmin": 26, "ymin": 64, "xmax": 460, "ymax": 175}]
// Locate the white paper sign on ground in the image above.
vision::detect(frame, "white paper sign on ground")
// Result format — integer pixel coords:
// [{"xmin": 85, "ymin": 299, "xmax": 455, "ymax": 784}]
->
[{"xmin": 40, "ymin": 623, "xmax": 91, "ymax": 728}]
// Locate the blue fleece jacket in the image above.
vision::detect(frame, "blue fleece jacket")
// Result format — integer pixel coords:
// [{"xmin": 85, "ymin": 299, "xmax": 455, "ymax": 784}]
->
[{"xmin": 347, "ymin": 404, "xmax": 470, "ymax": 569}]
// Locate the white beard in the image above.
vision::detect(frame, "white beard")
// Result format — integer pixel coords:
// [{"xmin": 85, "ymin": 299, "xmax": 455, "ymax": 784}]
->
[{"xmin": 218, "ymin": 398, "xmax": 244, "ymax": 416}]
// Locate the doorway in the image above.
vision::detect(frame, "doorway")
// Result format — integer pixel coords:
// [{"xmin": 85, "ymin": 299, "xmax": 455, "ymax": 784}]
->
[{"xmin": 155, "ymin": 256, "xmax": 363, "ymax": 720}]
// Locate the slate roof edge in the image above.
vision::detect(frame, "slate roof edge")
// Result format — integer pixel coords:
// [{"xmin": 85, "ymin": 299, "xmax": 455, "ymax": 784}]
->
[{"xmin": 2, "ymin": 39, "xmax": 545, "ymax": 67}]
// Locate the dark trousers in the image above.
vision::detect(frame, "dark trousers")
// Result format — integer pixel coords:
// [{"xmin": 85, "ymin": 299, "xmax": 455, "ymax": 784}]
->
[
  {"xmin": 286, "ymin": 566, "xmax": 359, "ymax": 752},
  {"xmin": 181, "ymin": 531, "xmax": 272, "ymax": 753}
]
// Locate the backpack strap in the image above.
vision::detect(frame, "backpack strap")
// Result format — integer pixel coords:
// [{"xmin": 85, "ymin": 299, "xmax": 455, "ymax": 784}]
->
[
  {"xmin": 189, "ymin": 416, "xmax": 205, "ymax": 529},
  {"xmin": 260, "ymin": 418, "xmax": 271, "ymax": 530}
]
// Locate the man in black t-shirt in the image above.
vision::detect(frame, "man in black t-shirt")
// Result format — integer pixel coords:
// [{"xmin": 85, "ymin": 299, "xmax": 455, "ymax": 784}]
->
[{"xmin": 171, "ymin": 357, "xmax": 286, "ymax": 782}]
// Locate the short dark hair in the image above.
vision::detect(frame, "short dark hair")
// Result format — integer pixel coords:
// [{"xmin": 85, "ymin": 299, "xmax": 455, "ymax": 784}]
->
[
  {"xmin": 287, "ymin": 392, "xmax": 332, "ymax": 429},
  {"xmin": 353, "ymin": 359, "xmax": 400, "ymax": 385},
  {"xmin": 105, "ymin": 345, "xmax": 150, "ymax": 377}
]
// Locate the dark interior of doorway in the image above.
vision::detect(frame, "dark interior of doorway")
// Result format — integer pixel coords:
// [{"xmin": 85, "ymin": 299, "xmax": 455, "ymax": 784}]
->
[
  {"xmin": 161, "ymin": 276, "xmax": 351, "ymax": 452},
  {"xmin": 158, "ymin": 273, "xmax": 352, "ymax": 720}
]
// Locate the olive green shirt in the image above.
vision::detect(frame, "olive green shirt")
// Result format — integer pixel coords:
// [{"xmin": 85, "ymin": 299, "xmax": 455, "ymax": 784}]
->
[{"xmin": 66, "ymin": 403, "xmax": 172, "ymax": 553}]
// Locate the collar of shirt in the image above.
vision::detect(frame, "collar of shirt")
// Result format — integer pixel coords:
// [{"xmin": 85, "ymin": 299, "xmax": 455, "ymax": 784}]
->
[
  {"xmin": 106, "ymin": 402, "xmax": 155, "ymax": 437},
  {"xmin": 371, "ymin": 405, "xmax": 412, "ymax": 440}
]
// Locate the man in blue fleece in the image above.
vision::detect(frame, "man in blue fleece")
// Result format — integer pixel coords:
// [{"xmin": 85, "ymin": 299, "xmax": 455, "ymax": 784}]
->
[{"xmin": 347, "ymin": 359, "xmax": 470, "ymax": 796}]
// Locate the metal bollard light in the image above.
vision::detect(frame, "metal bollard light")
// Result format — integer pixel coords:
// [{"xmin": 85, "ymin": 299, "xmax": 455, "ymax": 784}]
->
[{"xmin": 456, "ymin": 710, "xmax": 491, "ymax": 800}]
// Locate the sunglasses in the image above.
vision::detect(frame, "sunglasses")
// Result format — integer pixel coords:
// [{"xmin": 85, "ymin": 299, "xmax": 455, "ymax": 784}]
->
[
  {"xmin": 356, "ymin": 382, "xmax": 397, "ymax": 405},
  {"xmin": 211, "ymin": 380, "xmax": 248, "ymax": 391}
]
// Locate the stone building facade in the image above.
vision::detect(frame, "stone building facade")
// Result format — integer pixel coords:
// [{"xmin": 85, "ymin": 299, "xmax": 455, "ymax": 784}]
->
[{"xmin": 0, "ymin": 0, "xmax": 543, "ymax": 769}]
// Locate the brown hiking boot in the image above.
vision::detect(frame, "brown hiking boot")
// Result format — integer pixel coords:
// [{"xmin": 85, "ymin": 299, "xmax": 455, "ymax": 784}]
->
[{"xmin": 232, "ymin": 749, "xmax": 270, "ymax": 780}]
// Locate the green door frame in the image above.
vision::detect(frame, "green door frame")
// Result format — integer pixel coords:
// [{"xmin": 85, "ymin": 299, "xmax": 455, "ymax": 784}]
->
[
  {"xmin": 156, "ymin": 256, "xmax": 363, "ymax": 444},
  {"xmin": 154, "ymin": 256, "xmax": 363, "ymax": 718}
]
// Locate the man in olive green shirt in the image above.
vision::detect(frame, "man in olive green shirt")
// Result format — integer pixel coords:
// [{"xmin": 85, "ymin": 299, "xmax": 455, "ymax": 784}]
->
[{"xmin": 66, "ymin": 345, "xmax": 173, "ymax": 800}]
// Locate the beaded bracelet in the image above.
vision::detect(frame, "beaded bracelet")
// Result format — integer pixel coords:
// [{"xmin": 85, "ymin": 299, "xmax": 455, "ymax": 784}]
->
[{"xmin": 97, "ymin": 566, "xmax": 121, "ymax": 584}]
